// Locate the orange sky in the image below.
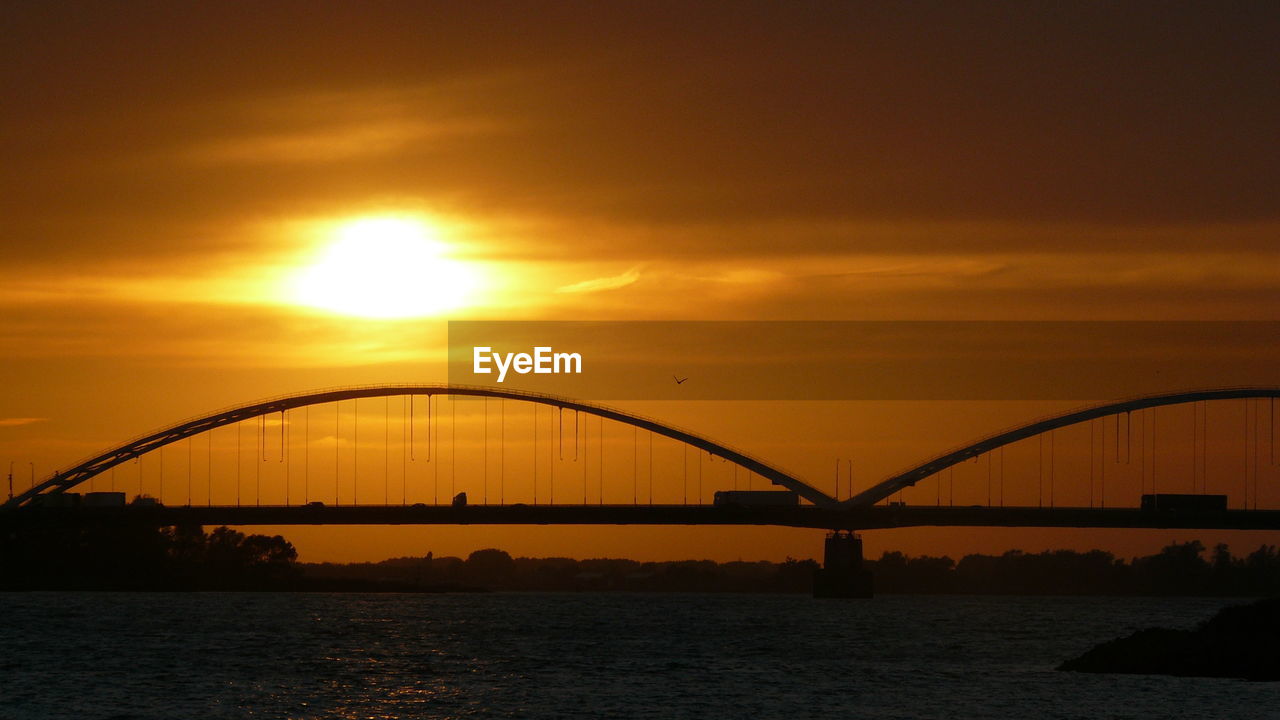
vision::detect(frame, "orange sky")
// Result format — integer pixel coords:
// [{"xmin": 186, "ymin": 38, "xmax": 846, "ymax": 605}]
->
[{"xmin": 1, "ymin": 2, "xmax": 1277, "ymax": 563}]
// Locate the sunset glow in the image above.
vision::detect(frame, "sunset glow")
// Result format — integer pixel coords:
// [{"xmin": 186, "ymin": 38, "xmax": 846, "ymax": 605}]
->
[{"xmin": 290, "ymin": 216, "xmax": 481, "ymax": 318}]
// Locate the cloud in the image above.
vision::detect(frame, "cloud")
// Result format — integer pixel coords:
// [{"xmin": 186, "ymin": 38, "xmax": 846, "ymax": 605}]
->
[
  {"xmin": 0, "ymin": 417, "xmax": 47, "ymax": 427},
  {"xmin": 183, "ymin": 115, "xmax": 502, "ymax": 166},
  {"xmin": 556, "ymin": 267, "xmax": 641, "ymax": 294}
]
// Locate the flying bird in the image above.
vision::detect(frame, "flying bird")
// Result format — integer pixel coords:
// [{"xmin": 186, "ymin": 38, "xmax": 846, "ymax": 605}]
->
[{"xmin": 673, "ymin": 375, "xmax": 689, "ymax": 385}]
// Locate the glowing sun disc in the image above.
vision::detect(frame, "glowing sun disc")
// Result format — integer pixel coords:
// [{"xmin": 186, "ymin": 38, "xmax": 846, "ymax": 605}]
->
[{"xmin": 292, "ymin": 217, "xmax": 479, "ymax": 318}]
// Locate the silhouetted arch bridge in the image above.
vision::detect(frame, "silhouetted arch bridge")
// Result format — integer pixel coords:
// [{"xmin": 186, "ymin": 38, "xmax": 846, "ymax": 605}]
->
[{"xmin": 3, "ymin": 385, "xmax": 1279, "ymax": 531}]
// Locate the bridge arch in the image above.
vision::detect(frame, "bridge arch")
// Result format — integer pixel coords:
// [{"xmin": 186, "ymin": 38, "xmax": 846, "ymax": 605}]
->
[
  {"xmin": 6, "ymin": 384, "xmax": 836, "ymax": 509},
  {"xmin": 845, "ymin": 386, "xmax": 1280, "ymax": 507}
]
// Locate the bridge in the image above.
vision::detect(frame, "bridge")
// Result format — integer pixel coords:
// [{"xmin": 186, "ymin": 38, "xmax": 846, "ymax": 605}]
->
[
  {"xmin": 6, "ymin": 503, "xmax": 1279, "ymax": 531},
  {"xmin": 4, "ymin": 384, "xmax": 1278, "ymax": 594}
]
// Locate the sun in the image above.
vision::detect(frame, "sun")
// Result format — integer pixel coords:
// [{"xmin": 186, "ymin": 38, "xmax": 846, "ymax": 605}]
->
[{"xmin": 291, "ymin": 216, "xmax": 480, "ymax": 318}]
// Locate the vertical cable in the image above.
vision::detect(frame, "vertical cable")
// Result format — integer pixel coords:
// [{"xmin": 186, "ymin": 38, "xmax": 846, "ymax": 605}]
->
[
  {"xmin": 1201, "ymin": 401, "xmax": 1208, "ymax": 491},
  {"xmin": 1100, "ymin": 416, "xmax": 1106, "ymax": 508},
  {"xmin": 549, "ymin": 408, "xmax": 555, "ymax": 506},
  {"xmin": 451, "ymin": 396, "xmax": 456, "ymax": 499},
  {"xmin": 187, "ymin": 435, "xmax": 193, "ymax": 507},
  {"xmin": 698, "ymin": 450, "xmax": 703, "ymax": 506},
  {"xmin": 402, "ymin": 396, "xmax": 407, "ymax": 505},
  {"xmin": 1049, "ymin": 429, "xmax": 1055, "ymax": 509},
  {"xmin": 1000, "ymin": 446, "xmax": 1005, "ymax": 508},
  {"xmin": 1089, "ymin": 419, "xmax": 1095, "ymax": 508},
  {"xmin": 1126, "ymin": 410, "xmax": 1133, "ymax": 464},
  {"xmin": 1192, "ymin": 403, "xmax": 1199, "ymax": 493},
  {"xmin": 986, "ymin": 452, "xmax": 992, "ymax": 507},
  {"xmin": 1141, "ymin": 409, "xmax": 1152, "ymax": 491},
  {"xmin": 353, "ymin": 399, "xmax": 359, "ymax": 506},
  {"xmin": 335, "ymin": 402, "xmax": 340, "ymax": 505},
  {"xmin": 432, "ymin": 397, "xmax": 440, "ymax": 504},
  {"xmin": 384, "ymin": 397, "xmax": 390, "ymax": 505},
  {"xmin": 1242, "ymin": 399, "xmax": 1249, "ymax": 510},
  {"xmin": 632, "ymin": 425, "xmax": 638, "ymax": 505},
  {"xmin": 500, "ymin": 400, "xmax": 505, "ymax": 505},
  {"xmin": 284, "ymin": 411, "xmax": 289, "ymax": 507},
  {"xmin": 1151, "ymin": 407, "xmax": 1157, "ymax": 498},
  {"xmin": 304, "ymin": 405, "xmax": 309, "ymax": 504},
  {"xmin": 648, "ymin": 431, "xmax": 653, "ymax": 505},
  {"xmin": 1115, "ymin": 410, "xmax": 1121, "ymax": 463},
  {"xmin": 483, "ymin": 398, "xmax": 489, "ymax": 505},
  {"xmin": 1253, "ymin": 398, "xmax": 1260, "ymax": 510},
  {"xmin": 207, "ymin": 429, "xmax": 212, "ymax": 507},
  {"xmin": 683, "ymin": 442, "xmax": 688, "ymax": 505},
  {"xmin": 236, "ymin": 420, "xmax": 242, "ymax": 507},
  {"xmin": 533, "ymin": 403, "xmax": 539, "ymax": 505}
]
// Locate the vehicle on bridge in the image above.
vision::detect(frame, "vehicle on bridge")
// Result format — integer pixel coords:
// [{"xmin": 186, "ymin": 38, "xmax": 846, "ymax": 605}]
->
[
  {"xmin": 83, "ymin": 492, "xmax": 126, "ymax": 508},
  {"xmin": 1140, "ymin": 494, "xmax": 1228, "ymax": 512},
  {"xmin": 713, "ymin": 490, "xmax": 799, "ymax": 508}
]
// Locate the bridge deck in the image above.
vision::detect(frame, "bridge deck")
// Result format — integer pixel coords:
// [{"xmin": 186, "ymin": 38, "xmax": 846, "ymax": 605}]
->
[{"xmin": 5, "ymin": 505, "xmax": 1280, "ymax": 530}]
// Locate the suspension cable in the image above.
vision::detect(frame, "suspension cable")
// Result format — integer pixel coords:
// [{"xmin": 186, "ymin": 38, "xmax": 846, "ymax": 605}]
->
[
  {"xmin": 533, "ymin": 403, "xmax": 538, "ymax": 505},
  {"xmin": 353, "ymin": 399, "xmax": 358, "ymax": 506},
  {"xmin": 304, "ymin": 404, "xmax": 309, "ymax": 504},
  {"xmin": 500, "ymin": 399, "xmax": 505, "ymax": 505},
  {"xmin": 384, "ymin": 396, "xmax": 390, "ymax": 505}
]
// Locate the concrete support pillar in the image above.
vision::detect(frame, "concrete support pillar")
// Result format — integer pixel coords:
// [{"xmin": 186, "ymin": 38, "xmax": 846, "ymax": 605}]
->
[{"xmin": 813, "ymin": 531, "xmax": 873, "ymax": 598}]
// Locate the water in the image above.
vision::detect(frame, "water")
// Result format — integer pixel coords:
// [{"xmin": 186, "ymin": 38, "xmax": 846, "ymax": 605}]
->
[{"xmin": 2, "ymin": 593, "xmax": 1278, "ymax": 719}]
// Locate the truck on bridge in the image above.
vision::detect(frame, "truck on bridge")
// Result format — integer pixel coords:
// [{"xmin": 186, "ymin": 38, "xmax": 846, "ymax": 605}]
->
[{"xmin": 1140, "ymin": 494, "xmax": 1228, "ymax": 512}]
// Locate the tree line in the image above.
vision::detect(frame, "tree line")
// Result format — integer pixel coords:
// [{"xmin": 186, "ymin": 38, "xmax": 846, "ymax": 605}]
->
[
  {"xmin": 4, "ymin": 520, "xmax": 1278, "ymax": 595},
  {"xmin": 0, "ymin": 522, "xmax": 298, "ymax": 590},
  {"xmin": 304, "ymin": 540, "xmax": 1280, "ymax": 595}
]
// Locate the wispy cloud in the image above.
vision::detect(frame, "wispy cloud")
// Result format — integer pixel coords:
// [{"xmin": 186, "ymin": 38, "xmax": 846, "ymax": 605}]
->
[
  {"xmin": 184, "ymin": 118, "xmax": 494, "ymax": 166},
  {"xmin": 0, "ymin": 418, "xmax": 47, "ymax": 427},
  {"xmin": 556, "ymin": 266, "xmax": 641, "ymax": 294}
]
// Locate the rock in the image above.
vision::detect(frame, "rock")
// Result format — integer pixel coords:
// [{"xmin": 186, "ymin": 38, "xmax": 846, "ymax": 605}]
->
[{"xmin": 1058, "ymin": 597, "xmax": 1280, "ymax": 681}]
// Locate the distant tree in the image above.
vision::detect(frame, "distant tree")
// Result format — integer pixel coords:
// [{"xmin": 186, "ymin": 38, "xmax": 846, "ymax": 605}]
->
[
  {"xmin": 1132, "ymin": 540, "xmax": 1210, "ymax": 595},
  {"xmin": 465, "ymin": 548, "xmax": 515, "ymax": 584},
  {"xmin": 1243, "ymin": 545, "xmax": 1280, "ymax": 594}
]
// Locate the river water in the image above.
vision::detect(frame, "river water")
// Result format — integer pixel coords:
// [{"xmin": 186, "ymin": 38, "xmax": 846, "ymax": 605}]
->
[{"xmin": 1, "ymin": 593, "xmax": 1277, "ymax": 719}]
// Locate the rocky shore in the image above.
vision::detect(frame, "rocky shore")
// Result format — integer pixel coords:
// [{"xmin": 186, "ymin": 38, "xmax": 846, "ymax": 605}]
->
[{"xmin": 1059, "ymin": 597, "xmax": 1280, "ymax": 681}]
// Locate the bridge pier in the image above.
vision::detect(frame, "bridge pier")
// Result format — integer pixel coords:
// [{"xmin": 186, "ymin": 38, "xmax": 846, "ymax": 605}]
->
[{"xmin": 813, "ymin": 531, "xmax": 873, "ymax": 598}]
